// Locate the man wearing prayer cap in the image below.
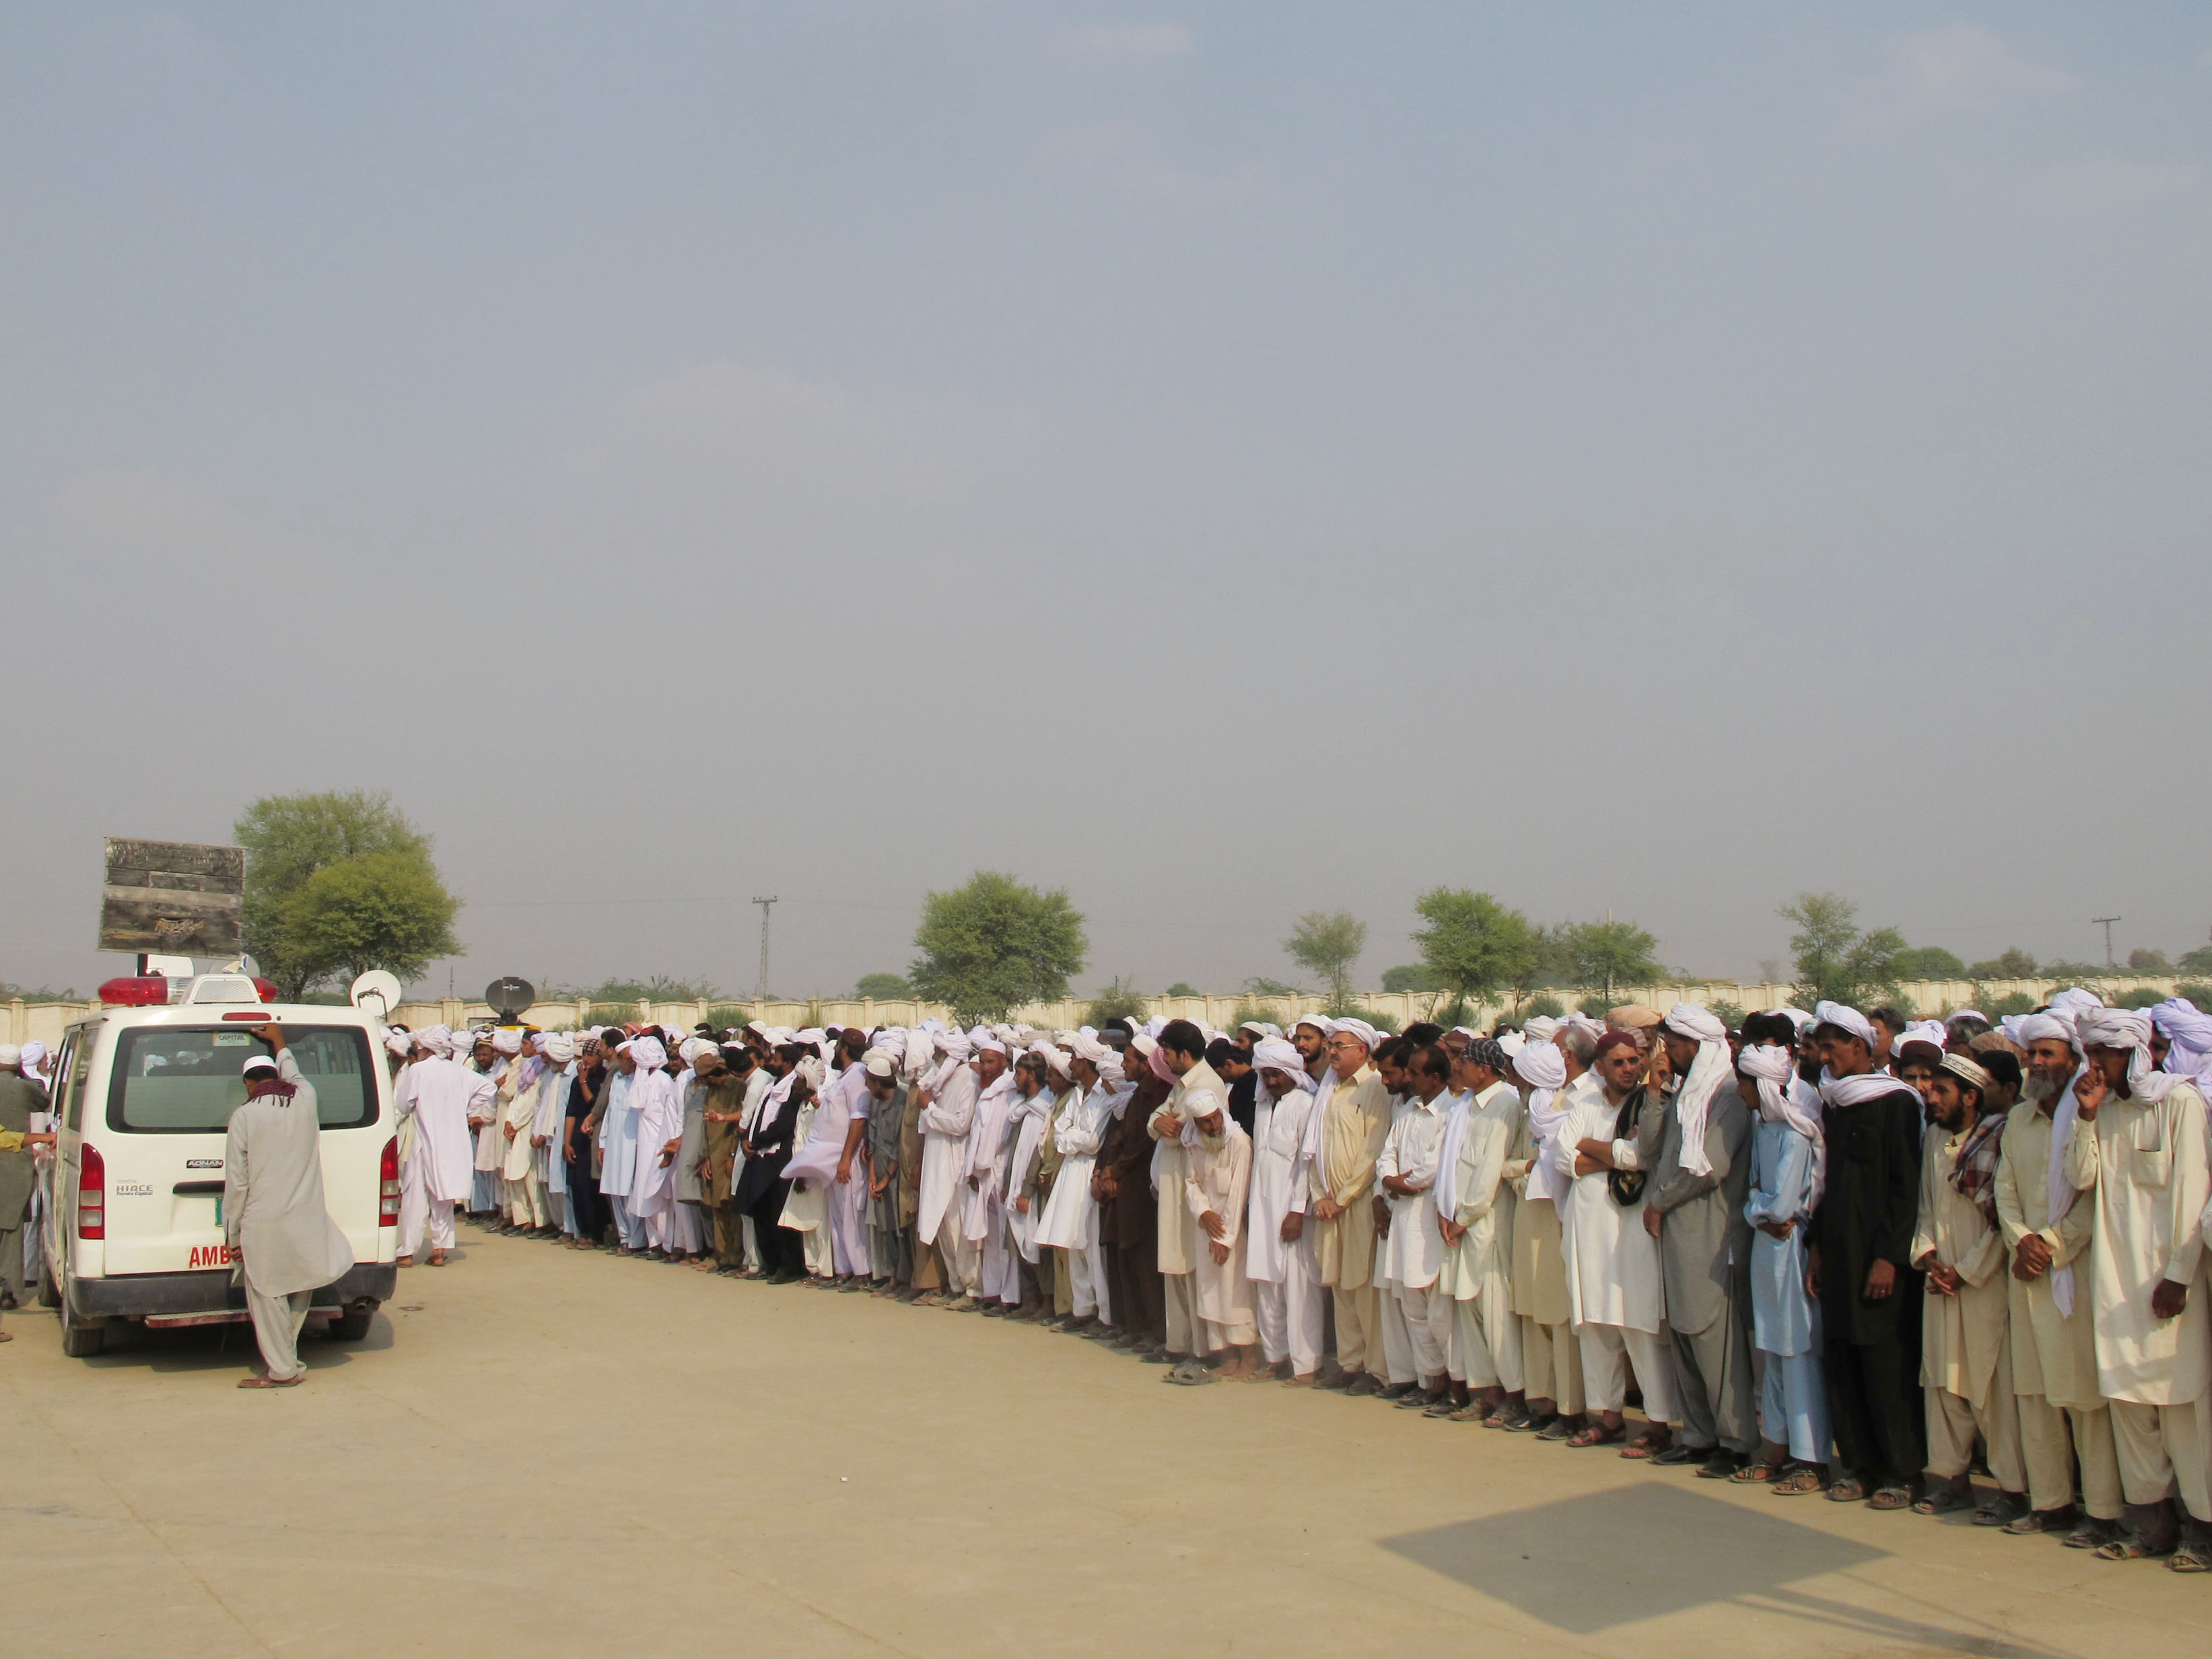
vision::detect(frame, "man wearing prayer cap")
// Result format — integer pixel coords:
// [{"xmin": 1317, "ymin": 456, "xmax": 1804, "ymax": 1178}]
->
[
  {"xmin": 224, "ymin": 1027, "xmax": 357, "ymax": 1387},
  {"xmin": 1307, "ymin": 1019, "xmax": 1391, "ymax": 1392},
  {"xmin": 1910, "ymin": 1052, "xmax": 2029, "ymax": 1524},
  {"xmin": 2065, "ymin": 1008, "xmax": 2212, "ymax": 1567},
  {"xmin": 914, "ymin": 1026, "xmax": 981, "ymax": 1305},
  {"xmin": 1808, "ymin": 1001, "xmax": 1929, "ymax": 1509},
  {"xmin": 1993, "ymin": 1011, "xmax": 2124, "ymax": 1545},
  {"xmin": 1638, "ymin": 1003, "xmax": 1758, "ymax": 1476},
  {"xmin": 392, "ymin": 1025, "xmax": 495, "ymax": 1267},
  {"xmin": 1502, "ymin": 1032, "xmax": 1599, "ymax": 1438}
]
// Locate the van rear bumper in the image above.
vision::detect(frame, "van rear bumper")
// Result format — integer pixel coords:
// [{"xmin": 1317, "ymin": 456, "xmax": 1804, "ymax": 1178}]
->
[{"xmin": 71, "ymin": 1263, "xmax": 399, "ymax": 1320}]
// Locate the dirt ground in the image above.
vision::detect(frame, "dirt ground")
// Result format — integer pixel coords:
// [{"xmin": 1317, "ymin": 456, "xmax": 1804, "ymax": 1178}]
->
[{"xmin": 4, "ymin": 1229, "xmax": 2204, "ymax": 1657}]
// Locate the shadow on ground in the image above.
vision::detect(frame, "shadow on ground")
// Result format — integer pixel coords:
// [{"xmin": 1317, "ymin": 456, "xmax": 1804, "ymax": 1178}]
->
[{"xmin": 1381, "ymin": 1481, "xmax": 2071, "ymax": 1655}]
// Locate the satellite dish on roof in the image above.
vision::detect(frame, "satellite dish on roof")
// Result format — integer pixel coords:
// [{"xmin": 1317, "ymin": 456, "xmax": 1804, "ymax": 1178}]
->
[
  {"xmin": 350, "ymin": 970, "xmax": 403, "ymax": 1020},
  {"xmin": 485, "ymin": 976, "xmax": 536, "ymax": 1022}
]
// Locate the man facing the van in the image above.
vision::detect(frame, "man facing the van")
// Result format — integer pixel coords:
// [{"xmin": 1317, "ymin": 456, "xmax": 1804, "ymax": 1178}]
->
[{"xmin": 226, "ymin": 1026, "xmax": 355, "ymax": 1388}]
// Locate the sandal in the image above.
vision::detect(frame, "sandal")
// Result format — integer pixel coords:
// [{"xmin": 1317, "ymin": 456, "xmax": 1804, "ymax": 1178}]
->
[
  {"xmin": 1770, "ymin": 1464, "xmax": 1828, "ymax": 1496},
  {"xmin": 1731, "ymin": 1460, "xmax": 1779, "ymax": 1485},
  {"xmin": 1867, "ymin": 1485, "xmax": 1915, "ymax": 1511},
  {"xmin": 1826, "ymin": 1477, "xmax": 1867, "ymax": 1504},
  {"xmin": 2064, "ymin": 1518, "xmax": 2118, "ymax": 1550},
  {"xmin": 1618, "ymin": 1433, "xmax": 1669, "ymax": 1460},
  {"xmin": 2169, "ymin": 1537, "xmax": 2211, "ymax": 1572},
  {"xmin": 1163, "ymin": 1360, "xmax": 1217, "ymax": 1387},
  {"xmin": 237, "ymin": 1374, "xmax": 303, "ymax": 1389},
  {"xmin": 1566, "ymin": 1421, "xmax": 1626, "ymax": 1449},
  {"xmin": 1912, "ymin": 1485, "xmax": 1970, "ymax": 1516}
]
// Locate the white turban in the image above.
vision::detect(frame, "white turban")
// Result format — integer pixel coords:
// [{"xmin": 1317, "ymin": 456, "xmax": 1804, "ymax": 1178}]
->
[
  {"xmin": 1250, "ymin": 1037, "xmax": 1313, "ymax": 1092},
  {"xmin": 1813, "ymin": 1001, "xmax": 1876, "ymax": 1048},
  {"xmin": 2151, "ymin": 998, "xmax": 2212, "ymax": 1096},
  {"xmin": 492, "ymin": 1029, "xmax": 524, "ymax": 1056},
  {"xmin": 384, "ymin": 1030, "xmax": 413, "ymax": 1058},
  {"xmin": 1770, "ymin": 1006, "xmax": 1815, "ymax": 1032},
  {"xmin": 1292, "ymin": 1016, "xmax": 1331, "ymax": 1038},
  {"xmin": 2009, "ymin": 1012, "xmax": 2079, "ymax": 1054},
  {"xmin": 416, "ymin": 1024, "xmax": 454, "ymax": 1057},
  {"xmin": 936, "ymin": 1028, "xmax": 973, "ymax": 1062},
  {"xmin": 1738, "ymin": 1043, "xmax": 1824, "ymax": 1209},
  {"xmin": 19, "ymin": 1040, "xmax": 47, "ymax": 1079},
  {"xmin": 1512, "ymin": 1038, "xmax": 1565, "ymax": 1090},
  {"xmin": 2075, "ymin": 1008, "xmax": 2180, "ymax": 1102},
  {"xmin": 1521, "ymin": 1015, "xmax": 1560, "ymax": 1043},
  {"xmin": 680, "ymin": 1036, "xmax": 718, "ymax": 1066},
  {"xmin": 2048, "ymin": 987, "xmax": 2104, "ymax": 1019},
  {"xmin": 629, "ymin": 1036, "xmax": 668, "ymax": 1071},
  {"xmin": 1095, "ymin": 1049, "xmax": 1127, "ymax": 1084},
  {"xmin": 1895, "ymin": 1020, "xmax": 1948, "ymax": 1056},
  {"xmin": 542, "ymin": 1032, "xmax": 576, "ymax": 1064},
  {"xmin": 1662, "ymin": 1002, "xmax": 1733, "ymax": 1178},
  {"xmin": 1069, "ymin": 1031, "xmax": 1109, "ymax": 1064},
  {"xmin": 1329, "ymin": 1018, "xmax": 1379, "ymax": 1053},
  {"xmin": 1497, "ymin": 1030, "xmax": 1525, "ymax": 1059}
]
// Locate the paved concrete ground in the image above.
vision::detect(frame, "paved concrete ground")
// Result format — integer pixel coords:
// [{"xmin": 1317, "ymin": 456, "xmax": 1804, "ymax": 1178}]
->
[{"xmin": 4, "ymin": 1230, "xmax": 2205, "ymax": 1657}]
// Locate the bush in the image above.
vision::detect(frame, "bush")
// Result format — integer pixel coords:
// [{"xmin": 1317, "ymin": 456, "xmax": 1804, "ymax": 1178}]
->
[
  {"xmin": 1381, "ymin": 964, "xmax": 1439, "ymax": 993},
  {"xmin": 2118, "ymin": 985, "xmax": 2167, "ymax": 1010},
  {"xmin": 2174, "ymin": 984, "xmax": 2212, "ymax": 1012},
  {"xmin": 853, "ymin": 973, "xmax": 911, "ymax": 1001},
  {"xmin": 1707, "ymin": 999, "xmax": 1746, "ymax": 1031},
  {"xmin": 1577, "ymin": 995, "xmax": 1611, "ymax": 1018},
  {"xmin": 1164, "ymin": 981, "xmax": 1198, "ymax": 998},
  {"xmin": 1989, "ymin": 991, "xmax": 2036, "ymax": 1018},
  {"xmin": 1523, "ymin": 993, "xmax": 1566, "ymax": 1020},
  {"xmin": 1086, "ymin": 976, "xmax": 1147, "ymax": 1027}
]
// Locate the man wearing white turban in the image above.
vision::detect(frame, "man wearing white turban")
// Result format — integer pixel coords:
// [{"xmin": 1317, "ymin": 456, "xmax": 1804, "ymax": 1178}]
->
[
  {"xmin": 497, "ymin": 1032, "xmax": 556, "ymax": 1237},
  {"xmin": 2064, "ymin": 1008, "xmax": 2212, "ymax": 1567},
  {"xmin": 1506, "ymin": 1030, "xmax": 1594, "ymax": 1437},
  {"xmin": 391, "ymin": 1025, "xmax": 495, "ymax": 1267},
  {"xmin": 1431, "ymin": 1038, "xmax": 1521, "ymax": 1422},
  {"xmin": 1307, "ymin": 1020, "xmax": 1391, "ymax": 1392},
  {"xmin": 915, "ymin": 1027, "xmax": 980, "ymax": 1305},
  {"xmin": 1739, "ymin": 1017, "xmax": 1831, "ymax": 1493},
  {"xmin": 1245, "ymin": 1038, "xmax": 1323, "ymax": 1383},
  {"xmin": 1638, "ymin": 1003, "xmax": 1758, "ymax": 1476},
  {"xmin": 1554, "ymin": 1036, "xmax": 1679, "ymax": 1454},
  {"xmin": 1993, "ymin": 1012, "xmax": 2123, "ymax": 1545},
  {"xmin": 1809, "ymin": 1001, "xmax": 1929, "ymax": 1510},
  {"xmin": 1037, "ymin": 1041, "xmax": 1124, "ymax": 1331}
]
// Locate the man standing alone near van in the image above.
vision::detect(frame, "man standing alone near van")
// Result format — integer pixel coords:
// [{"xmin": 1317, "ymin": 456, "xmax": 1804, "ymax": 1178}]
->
[{"xmin": 227, "ymin": 1026, "xmax": 355, "ymax": 1388}]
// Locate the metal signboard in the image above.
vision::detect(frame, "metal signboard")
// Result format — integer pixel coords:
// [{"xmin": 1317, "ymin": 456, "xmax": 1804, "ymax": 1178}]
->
[{"xmin": 98, "ymin": 838, "xmax": 246, "ymax": 955}]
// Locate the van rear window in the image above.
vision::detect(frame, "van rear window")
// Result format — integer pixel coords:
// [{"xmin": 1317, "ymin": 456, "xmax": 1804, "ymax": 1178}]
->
[{"xmin": 105, "ymin": 1026, "xmax": 379, "ymax": 1133}]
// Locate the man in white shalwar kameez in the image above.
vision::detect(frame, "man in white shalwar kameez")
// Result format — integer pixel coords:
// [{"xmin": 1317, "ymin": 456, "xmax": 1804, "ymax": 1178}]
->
[
  {"xmin": 916, "ymin": 1028, "xmax": 979, "ymax": 1304},
  {"xmin": 597, "ymin": 1043, "xmax": 644, "ymax": 1253},
  {"xmin": 1246, "ymin": 1040, "xmax": 1323, "ymax": 1384},
  {"xmin": 1151, "ymin": 1020, "xmax": 1227, "ymax": 1368},
  {"xmin": 498, "ymin": 1034, "xmax": 554, "ymax": 1235},
  {"xmin": 1435, "ymin": 1038, "xmax": 1522, "ymax": 1421},
  {"xmin": 392, "ymin": 1025, "xmax": 493, "ymax": 1267},
  {"xmin": 1375, "ymin": 1042, "xmax": 1455, "ymax": 1411},
  {"xmin": 962, "ymin": 1036, "xmax": 1018, "ymax": 1311},
  {"xmin": 626, "ymin": 1037, "xmax": 686, "ymax": 1257},
  {"xmin": 225, "ymin": 1030, "xmax": 356, "ymax": 1388},
  {"xmin": 1037, "ymin": 1042, "xmax": 1124, "ymax": 1332},
  {"xmin": 1556, "ymin": 1036, "xmax": 1680, "ymax": 1454},
  {"xmin": 1171, "ymin": 1088, "xmax": 1257, "ymax": 1382},
  {"xmin": 2063, "ymin": 1008, "xmax": 2212, "ymax": 1567}
]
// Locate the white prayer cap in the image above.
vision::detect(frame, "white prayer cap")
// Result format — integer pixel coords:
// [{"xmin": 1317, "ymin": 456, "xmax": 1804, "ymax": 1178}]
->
[
  {"xmin": 974, "ymin": 1034, "xmax": 1008, "ymax": 1057},
  {"xmin": 0, "ymin": 1045, "xmax": 17, "ymax": 1069},
  {"xmin": 1947, "ymin": 1009, "xmax": 1988, "ymax": 1027},
  {"xmin": 1812, "ymin": 1001, "xmax": 1876, "ymax": 1047},
  {"xmin": 1663, "ymin": 1002, "xmax": 1728, "ymax": 1043},
  {"xmin": 2048, "ymin": 987, "xmax": 2104, "ymax": 1017},
  {"xmin": 543, "ymin": 1032, "xmax": 576, "ymax": 1063},
  {"xmin": 1512, "ymin": 1039, "xmax": 1565, "ymax": 1090},
  {"xmin": 1128, "ymin": 1032, "xmax": 1160, "ymax": 1061},
  {"xmin": 630, "ymin": 1036, "xmax": 668, "ymax": 1070},
  {"xmin": 1938, "ymin": 1051, "xmax": 1993, "ymax": 1092},
  {"xmin": 864, "ymin": 1050, "xmax": 896, "ymax": 1080},
  {"xmin": 491, "ymin": 1029, "xmax": 523, "ymax": 1055},
  {"xmin": 1237, "ymin": 1020, "xmax": 1280, "ymax": 1042},
  {"xmin": 384, "ymin": 1030, "xmax": 413, "ymax": 1058},
  {"xmin": 1329, "ymin": 1018, "xmax": 1380, "ymax": 1053},
  {"xmin": 241, "ymin": 1053, "xmax": 277, "ymax": 1075},
  {"xmin": 1522, "ymin": 1016, "xmax": 1560, "ymax": 1043}
]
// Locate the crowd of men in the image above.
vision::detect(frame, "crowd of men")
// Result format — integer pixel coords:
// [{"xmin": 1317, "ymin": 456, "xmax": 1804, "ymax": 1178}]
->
[{"xmin": 375, "ymin": 990, "xmax": 2212, "ymax": 1573}]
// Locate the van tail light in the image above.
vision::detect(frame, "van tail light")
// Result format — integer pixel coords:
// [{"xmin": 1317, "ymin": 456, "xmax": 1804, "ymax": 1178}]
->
[
  {"xmin": 79, "ymin": 1144, "xmax": 106, "ymax": 1240},
  {"xmin": 379, "ymin": 1135, "xmax": 400, "ymax": 1226}
]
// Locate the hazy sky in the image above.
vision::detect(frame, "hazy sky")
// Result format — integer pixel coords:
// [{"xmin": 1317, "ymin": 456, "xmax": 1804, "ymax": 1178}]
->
[{"xmin": 5, "ymin": 4, "xmax": 2209, "ymax": 1002}]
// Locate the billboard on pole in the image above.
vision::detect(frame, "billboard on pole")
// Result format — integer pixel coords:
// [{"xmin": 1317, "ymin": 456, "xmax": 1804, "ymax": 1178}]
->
[{"xmin": 98, "ymin": 839, "xmax": 246, "ymax": 955}]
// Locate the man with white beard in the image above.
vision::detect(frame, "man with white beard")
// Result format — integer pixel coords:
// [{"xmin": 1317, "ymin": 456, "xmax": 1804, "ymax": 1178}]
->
[
  {"xmin": 2064, "ymin": 1007, "xmax": 2212, "ymax": 1569},
  {"xmin": 1246, "ymin": 1038, "xmax": 1323, "ymax": 1385},
  {"xmin": 392, "ymin": 1026, "xmax": 494, "ymax": 1268},
  {"xmin": 1037, "ymin": 1039, "xmax": 1125, "ymax": 1335},
  {"xmin": 1556, "ymin": 1034, "xmax": 1680, "ymax": 1456},
  {"xmin": 1162, "ymin": 1057, "xmax": 1257, "ymax": 1383},
  {"xmin": 961, "ymin": 1034, "xmax": 1017, "ymax": 1314},
  {"xmin": 1307, "ymin": 1021, "xmax": 1391, "ymax": 1394},
  {"xmin": 915, "ymin": 1026, "xmax": 979, "ymax": 1307},
  {"xmin": 1993, "ymin": 1013, "xmax": 2123, "ymax": 1545}
]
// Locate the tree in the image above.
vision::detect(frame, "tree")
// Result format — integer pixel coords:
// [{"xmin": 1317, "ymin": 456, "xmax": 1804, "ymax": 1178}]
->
[
  {"xmin": 235, "ymin": 791, "xmax": 462, "ymax": 999},
  {"xmin": 1086, "ymin": 976, "xmax": 1147, "ymax": 1026},
  {"xmin": 908, "ymin": 870, "xmax": 1086, "ymax": 1023},
  {"xmin": 1243, "ymin": 976, "xmax": 1303, "ymax": 997},
  {"xmin": 2180, "ymin": 948, "xmax": 2212, "ymax": 977},
  {"xmin": 1895, "ymin": 945, "xmax": 1967, "ymax": 981},
  {"xmin": 2127, "ymin": 948, "xmax": 2174, "ymax": 975},
  {"xmin": 1284, "ymin": 911, "xmax": 1368, "ymax": 1012},
  {"xmin": 1412, "ymin": 888, "xmax": 1537, "ymax": 1016},
  {"xmin": 1778, "ymin": 892, "xmax": 1906, "ymax": 1012},
  {"xmin": 853, "ymin": 973, "xmax": 912, "ymax": 1000},
  {"xmin": 1381, "ymin": 964, "xmax": 1439, "ymax": 994},
  {"xmin": 1560, "ymin": 919, "xmax": 1662, "ymax": 999},
  {"xmin": 575, "ymin": 975, "xmax": 724, "ymax": 1004},
  {"xmin": 1967, "ymin": 947, "xmax": 2038, "ymax": 979},
  {"xmin": 1164, "ymin": 981, "xmax": 1199, "ymax": 998}
]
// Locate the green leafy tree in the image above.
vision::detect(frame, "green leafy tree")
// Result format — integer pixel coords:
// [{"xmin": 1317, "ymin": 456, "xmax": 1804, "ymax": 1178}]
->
[
  {"xmin": 1967, "ymin": 947, "xmax": 2038, "ymax": 979},
  {"xmin": 2180, "ymin": 948, "xmax": 2212, "ymax": 977},
  {"xmin": 853, "ymin": 973, "xmax": 912, "ymax": 1000},
  {"xmin": 1284, "ymin": 911, "xmax": 1368, "ymax": 1012},
  {"xmin": 236, "ymin": 791, "xmax": 462, "ymax": 999},
  {"xmin": 1523, "ymin": 992, "xmax": 1566, "ymax": 1020},
  {"xmin": 1989, "ymin": 990, "xmax": 2037, "ymax": 1017},
  {"xmin": 2118, "ymin": 985, "xmax": 2166, "ymax": 1010},
  {"xmin": 1164, "ymin": 981, "xmax": 1199, "ymax": 998},
  {"xmin": 1413, "ymin": 888, "xmax": 1537, "ymax": 1017},
  {"xmin": 1561, "ymin": 919, "xmax": 1662, "ymax": 999},
  {"xmin": 1778, "ymin": 892, "xmax": 1906, "ymax": 1012},
  {"xmin": 1895, "ymin": 945, "xmax": 1967, "ymax": 981},
  {"xmin": 2127, "ymin": 948, "xmax": 2174, "ymax": 975},
  {"xmin": 1706, "ymin": 999, "xmax": 1747, "ymax": 1030},
  {"xmin": 1243, "ymin": 976, "xmax": 1303, "ymax": 997},
  {"xmin": 1086, "ymin": 976, "xmax": 1148, "ymax": 1026},
  {"xmin": 908, "ymin": 870, "xmax": 1086, "ymax": 1023},
  {"xmin": 1381, "ymin": 964, "xmax": 1439, "ymax": 994},
  {"xmin": 576, "ymin": 975, "xmax": 724, "ymax": 1003}
]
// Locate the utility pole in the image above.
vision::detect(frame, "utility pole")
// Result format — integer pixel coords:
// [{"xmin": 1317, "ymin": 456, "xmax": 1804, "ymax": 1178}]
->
[
  {"xmin": 2092, "ymin": 915, "xmax": 2121, "ymax": 970},
  {"xmin": 753, "ymin": 896, "xmax": 778, "ymax": 1008}
]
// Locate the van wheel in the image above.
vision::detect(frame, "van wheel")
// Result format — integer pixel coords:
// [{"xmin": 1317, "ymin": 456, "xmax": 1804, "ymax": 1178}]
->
[
  {"xmin": 60, "ymin": 1311, "xmax": 106, "ymax": 1358},
  {"xmin": 327, "ymin": 1305, "xmax": 376, "ymax": 1341}
]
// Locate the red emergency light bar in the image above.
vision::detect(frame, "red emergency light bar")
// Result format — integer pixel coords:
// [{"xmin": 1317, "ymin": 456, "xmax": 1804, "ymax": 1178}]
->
[{"xmin": 96, "ymin": 975, "xmax": 280, "ymax": 1006}]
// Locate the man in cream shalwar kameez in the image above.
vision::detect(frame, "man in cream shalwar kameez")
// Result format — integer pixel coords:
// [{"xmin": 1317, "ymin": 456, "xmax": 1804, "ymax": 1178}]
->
[
  {"xmin": 2063, "ymin": 1008, "xmax": 2212, "ymax": 1566},
  {"xmin": 1307, "ymin": 1023, "xmax": 1390, "ymax": 1392},
  {"xmin": 1506, "ymin": 1038, "xmax": 1589, "ymax": 1434},
  {"xmin": 224, "ymin": 1032, "xmax": 355, "ymax": 1388},
  {"xmin": 1993, "ymin": 1015, "xmax": 2122, "ymax": 1542},
  {"xmin": 916, "ymin": 1028, "xmax": 979, "ymax": 1303}
]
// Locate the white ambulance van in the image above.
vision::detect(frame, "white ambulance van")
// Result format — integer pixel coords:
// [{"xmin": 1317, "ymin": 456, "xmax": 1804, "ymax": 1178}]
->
[{"xmin": 38, "ymin": 970, "xmax": 400, "ymax": 1357}]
